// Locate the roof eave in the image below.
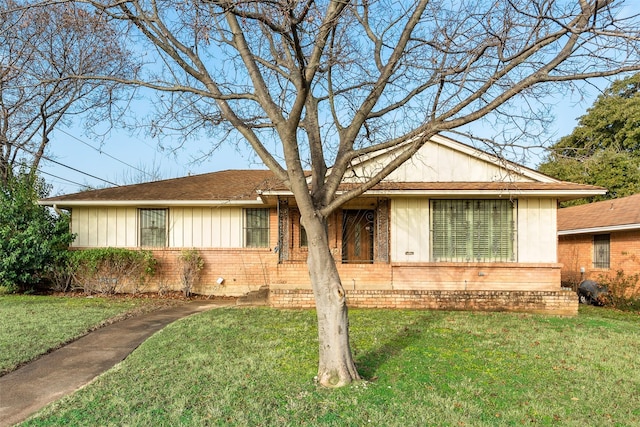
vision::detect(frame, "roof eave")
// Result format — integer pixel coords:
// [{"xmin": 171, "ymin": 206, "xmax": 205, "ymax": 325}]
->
[
  {"xmin": 38, "ymin": 199, "xmax": 267, "ymax": 208},
  {"xmin": 558, "ymin": 223, "xmax": 640, "ymax": 235},
  {"xmin": 259, "ymin": 189, "xmax": 606, "ymax": 200}
]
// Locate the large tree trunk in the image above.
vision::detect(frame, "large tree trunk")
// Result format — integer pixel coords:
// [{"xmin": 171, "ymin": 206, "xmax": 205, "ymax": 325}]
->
[{"xmin": 305, "ymin": 216, "xmax": 360, "ymax": 387}]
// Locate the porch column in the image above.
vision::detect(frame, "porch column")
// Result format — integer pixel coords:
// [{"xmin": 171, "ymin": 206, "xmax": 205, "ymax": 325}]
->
[
  {"xmin": 376, "ymin": 198, "xmax": 390, "ymax": 262},
  {"xmin": 278, "ymin": 198, "xmax": 290, "ymax": 262}
]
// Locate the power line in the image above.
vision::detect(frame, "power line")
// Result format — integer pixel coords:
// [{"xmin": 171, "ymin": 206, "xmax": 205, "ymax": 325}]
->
[
  {"xmin": 40, "ymin": 155, "xmax": 119, "ymax": 186},
  {"xmin": 38, "ymin": 170, "xmax": 87, "ymax": 188},
  {"xmin": 56, "ymin": 128, "xmax": 156, "ymax": 179},
  {"xmin": 18, "ymin": 146, "xmax": 120, "ymax": 187}
]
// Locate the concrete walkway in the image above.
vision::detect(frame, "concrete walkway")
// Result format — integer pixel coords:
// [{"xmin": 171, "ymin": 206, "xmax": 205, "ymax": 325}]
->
[{"xmin": 0, "ymin": 300, "xmax": 234, "ymax": 426}]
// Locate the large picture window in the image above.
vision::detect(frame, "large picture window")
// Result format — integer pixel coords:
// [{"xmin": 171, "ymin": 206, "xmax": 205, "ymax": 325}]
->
[
  {"xmin": 431, "ymin": 199, "xmax": 516, "ymax": 262},
  {"xmin": 245, "ymin": 208, "xmax": 269, "ymax": 248},
  {"xmin": 139, "ymin": 209, "xmax": 167, "ymax": 247}
]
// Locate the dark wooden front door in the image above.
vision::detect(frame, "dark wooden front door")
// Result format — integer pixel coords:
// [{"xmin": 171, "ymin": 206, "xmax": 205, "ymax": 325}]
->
[{"xmin": 342, "ymin": 210, "xmax": 374, "ymax": 263}]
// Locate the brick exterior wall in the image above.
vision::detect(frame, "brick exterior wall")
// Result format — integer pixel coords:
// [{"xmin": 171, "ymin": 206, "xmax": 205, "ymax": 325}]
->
[
  {"xmin": 135, "ymin": 251, "xmax": 571, "ymax": 314},
  {"xmin": 558, "ymin": 230, "xmax": 640, "ymax": 287},
  {"xmin": 270, "ymin": 262, "xmax": 561, "ymax": 291},
  {"xmin": 269, "ymin": 289, "xmax": 578, "ymax": 315},
  {"xmin": 149, "ymin": 248, "xmax": 278, "ymax": 296}
]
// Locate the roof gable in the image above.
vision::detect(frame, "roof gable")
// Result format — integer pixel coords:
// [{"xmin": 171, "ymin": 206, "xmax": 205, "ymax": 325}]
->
[
  {"xmin": 343, "ymin": 134, "xmax": 557, "ymax": 184},
  {"xmin": 558, "ymin": 193, "xmax": 640, "ymax": 234}
]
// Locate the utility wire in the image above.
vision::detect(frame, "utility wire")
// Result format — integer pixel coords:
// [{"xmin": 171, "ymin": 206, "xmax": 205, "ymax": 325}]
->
[
  {"xmin": 40, "ymin": 155, "xmax": 119, "ymax": 186},
  {"xmin": 38, "ymin": 170, "xmax": 87, "ymax": 188},
  {"xmin": 19, "ymin": 145, "xmax": 120, "ymax": 187},
  {"xmin": 56, "ymin": 128, "xmax": 156, "ymax": 179}
]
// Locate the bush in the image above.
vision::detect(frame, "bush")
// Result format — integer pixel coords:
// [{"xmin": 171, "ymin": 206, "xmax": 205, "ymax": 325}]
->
[
  {"xmin": 179, "ymin": 249, "xmax": 204, "ymax": 297},
  {"xmin": 0, "ymin": 172, "xmax": 74, "ymax": 292},
  {"xmin": 68, "ymin": 248, "xmax": 157, "ymax": 295},
  {"xmin": 598, "ymin": 270, "xmax": 640, "ymax": 311}
]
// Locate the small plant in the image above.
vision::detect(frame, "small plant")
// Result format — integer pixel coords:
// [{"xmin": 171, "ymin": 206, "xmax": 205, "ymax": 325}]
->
[
  {"xmin": 157, "ymin": 279, "xmax": 171, "ymax": 297},
  {"xmin": 179, "ymin": 249, "xmax": 204, "ymax": 297}
]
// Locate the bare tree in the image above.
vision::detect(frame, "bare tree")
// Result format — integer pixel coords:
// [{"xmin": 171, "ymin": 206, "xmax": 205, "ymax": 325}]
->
[
  {"xmin": 65, "ymin": 0, "xmax": 639, "ymax": 386},
  {"xmin": 0, "ymin": 0, "xmax": 135, "ymax": 183}
]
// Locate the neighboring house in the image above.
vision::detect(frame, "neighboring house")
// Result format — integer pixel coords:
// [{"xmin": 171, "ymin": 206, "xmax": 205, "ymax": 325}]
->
[
  {"xmin": 41, "ymin": 135, "xmax": 605, "ymax": 314},
  {"xmin": 557, "ymin": 193, "xmax": 640, "ymax": 287}
]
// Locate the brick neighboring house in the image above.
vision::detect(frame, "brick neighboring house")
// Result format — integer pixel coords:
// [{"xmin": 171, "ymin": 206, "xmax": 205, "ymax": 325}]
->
[
  {"xmin": 557, "ymin": 193, "xmax": 640, "ymax": 288},
  {"xmin": 41, "ymin": 135, "xmax": 606, "ymax": 314}
]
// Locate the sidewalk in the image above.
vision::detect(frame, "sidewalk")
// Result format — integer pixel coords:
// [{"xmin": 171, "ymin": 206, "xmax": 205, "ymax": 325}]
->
[{"xmin": 0, "ymin": 300, "xmax": 234, "ymax": 426}]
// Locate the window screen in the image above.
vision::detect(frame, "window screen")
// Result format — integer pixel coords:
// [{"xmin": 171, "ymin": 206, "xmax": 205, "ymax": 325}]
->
[
  {"xmin": 593, "ymin": 234, "xmax": 610, "ymax": 269},
  {"xmin": 245, "ymin": 208, "xmax": 269, "ymax": 248},
  {"xmin": 139, "ymin": 209, "xmax": 167, "ymax": 247},
  {"xmin": 431, "ymin": 199, "xmax": 516, "ymax": 262}
]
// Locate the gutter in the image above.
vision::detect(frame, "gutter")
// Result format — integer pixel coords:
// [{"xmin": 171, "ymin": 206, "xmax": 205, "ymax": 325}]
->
[{"xmin": 38, "ymin": 199, "xmax": 268, "ymax": 208}]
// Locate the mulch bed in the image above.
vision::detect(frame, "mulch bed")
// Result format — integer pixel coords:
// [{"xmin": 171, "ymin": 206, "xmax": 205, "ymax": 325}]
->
[{"xmin": 39, "ymin": 290, "xmax": 238, "ymax": 303}]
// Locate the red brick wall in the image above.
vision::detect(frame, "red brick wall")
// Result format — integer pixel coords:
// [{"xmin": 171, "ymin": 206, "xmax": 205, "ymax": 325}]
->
[
  {"xmin": 558, "ymin": 230, "xmax": 640, "ymax": 286},
  {"xmin": 272, "ymin": 262, "xmax": 393, "ymax": 290},
  {"xmin": 270, "ymin": 262, "xmax": 561, "ymax": 292},
  {"xmin": 269, "ymin": 289, "xmax": 578, "ymax": 315},
  {"xmin": 151, "ymin": 248, "xmax": 278, "ymax": 296},
  {"xmin": 611, "ymin": 230, "xmax": 640, "ymax": 278}
]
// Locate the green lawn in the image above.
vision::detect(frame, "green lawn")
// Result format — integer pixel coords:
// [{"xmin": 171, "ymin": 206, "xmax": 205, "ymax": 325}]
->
[
  {"xmin": 18, "ymin": 305, "xmax": 640, "ymax": 426},
  {"xmin": 0, "ymin": 295, "xmax": 174, "ymax": 375}
]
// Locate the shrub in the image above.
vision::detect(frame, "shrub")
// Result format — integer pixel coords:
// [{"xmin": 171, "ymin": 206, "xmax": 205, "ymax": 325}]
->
[
  {"xmin": 598, "ymin": 270, "xmax": 640, "ymax": 311},
  {"xmin": 179, "ymin": 249, "xmax": 204, "ymax": 297},
  {"xmin": 68, "ymin": 248, "xmax": 157, "ymax": 295},
  {"xmin": 0, "ymin": 171, "xmax": 74, "ymax": 292}
]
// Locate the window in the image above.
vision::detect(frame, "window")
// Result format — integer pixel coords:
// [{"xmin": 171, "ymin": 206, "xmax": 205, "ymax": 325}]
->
[
  {"xmin": 593, "ymin": 234, "xmax": 610, "ymax": 269},
  {"xmin": 291, "ymin": 208, "xmax": 308, "ymax": 247},
  {"xmin": 139, "ymin": 209, "xmax": 167, "ymax": 247},
  {"xmin": 300, "ymin": 225, "xmax": 308, "ymax": 247},
  {"xmin": 245, "ymin": 208, "xmax": 269, "ymax": 248},
  {"xmin": 431, "ymin": 199, "xmax": 516, "ymax": 262}
]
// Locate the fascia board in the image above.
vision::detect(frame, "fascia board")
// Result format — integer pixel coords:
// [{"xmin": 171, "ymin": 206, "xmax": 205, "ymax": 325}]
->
[
  {"xmin": 558, "ymin": 223, "xmax": 640, "ymax": 235},
  {"xmin": 258, "ymin": 189, "xmax": 606, "ymax": 199}
]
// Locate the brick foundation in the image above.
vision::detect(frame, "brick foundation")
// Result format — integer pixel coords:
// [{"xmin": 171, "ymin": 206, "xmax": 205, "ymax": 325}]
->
[{"xmin": 269, "ymin": 289, "xmax": 578, "ymax": 315}]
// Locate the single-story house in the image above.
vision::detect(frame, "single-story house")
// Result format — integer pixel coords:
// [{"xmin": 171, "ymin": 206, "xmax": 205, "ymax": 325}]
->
[
  {"xmin": 41, "ymin": 135, "xmax": 606, "ymax": 314},
  {"xmin": 557, "ymin": 193, "xmax": 640, "ymax": 288}
]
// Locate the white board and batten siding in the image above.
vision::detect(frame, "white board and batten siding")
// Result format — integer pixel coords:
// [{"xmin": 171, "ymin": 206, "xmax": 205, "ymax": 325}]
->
[
  {"xmin": 385, "ymin": 141, "xmax": 532, "ymax": 183},
  {"xmin": 391, "ymin": 198, "xmax": 430, "ymax": 262},
  {"xmin": 170, "ymin": 207, "xmax": 243, "ymax": 248},
  {"xmin": 71, "ymin": 207, "xmax": 137, "ymax": 247},
  {"xmin": 346, "ymin": 136, "xmax": 540, "ymax": 184},
  {"xmin": 71, "ymin": 206, "xmax": 244, "ymax": 248},
  {"xmin": 517, "ymin": 198, "xmax": 557, "ymax": 263},
  {"xmin": 390, "ymin": 197, "xmax": 558, "ymax": 263}
]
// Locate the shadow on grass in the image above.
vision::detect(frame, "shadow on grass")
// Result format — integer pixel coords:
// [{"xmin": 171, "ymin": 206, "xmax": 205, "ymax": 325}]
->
[{"xmin": 354, "ymin": 314, "xmax": 434, "ymax": 380}]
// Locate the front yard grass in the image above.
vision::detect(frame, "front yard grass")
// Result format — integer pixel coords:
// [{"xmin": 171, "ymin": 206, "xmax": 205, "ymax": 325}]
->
[
  {"xmin": 0, "ymin": 295, "xmax": 174, "ymax": 375},
  {"xmin": 19, "ymin": 305, "xmax": 640, "ymax": 426}
]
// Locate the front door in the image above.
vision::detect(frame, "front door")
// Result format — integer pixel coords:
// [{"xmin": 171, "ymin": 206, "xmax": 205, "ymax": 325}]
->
[{"xmin": 342, "ymin": 210, "xmax": 374, "ymax": 263}]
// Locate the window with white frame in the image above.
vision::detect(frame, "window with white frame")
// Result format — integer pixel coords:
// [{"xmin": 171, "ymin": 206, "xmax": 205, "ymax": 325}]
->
[
  {"xmin": 244, "ymin": 208, "xmax": 269, "ymax": 248},
  {"xmin": 139, "ymin": 209, "xmax": 167, "ymax": 247},
  {"xmin": 431, "ymin": 199, "xmax": 516, "ymax": 262}
]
